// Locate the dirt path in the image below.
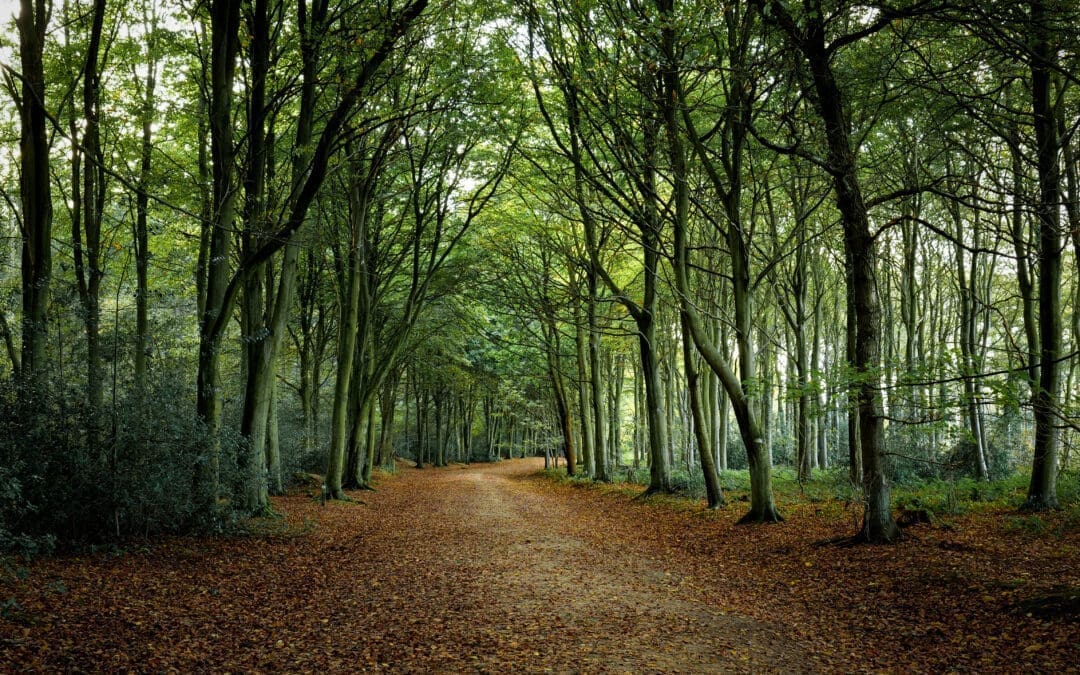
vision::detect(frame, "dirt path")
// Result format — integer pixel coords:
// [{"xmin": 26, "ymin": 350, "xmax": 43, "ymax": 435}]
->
[
  {"xmin": 1, "ymin": 459, "xmax": 806, "ymax": 673},
  {"xmin": 368, "ymin": 458, "xmax": 806, "ymax": 673},
  {"xmin": 5, "ymin": 459, "xmax": 1076, "ymax": 673}
]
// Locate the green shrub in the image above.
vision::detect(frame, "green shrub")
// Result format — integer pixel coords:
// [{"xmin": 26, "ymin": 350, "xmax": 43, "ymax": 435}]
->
[
  {"xmin": 1007, "ymin": 514, "xmax": 1048, "ymax": 535},
  {"xmin": 0, "ymin": 377, "xmax": 239, "ymax": 547}
]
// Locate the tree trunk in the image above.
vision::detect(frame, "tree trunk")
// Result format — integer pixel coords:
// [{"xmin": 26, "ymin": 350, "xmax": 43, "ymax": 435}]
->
[
  {"xmin": 633, "ymin": 356, "xmax": 644, "ymax": 468},
  {"xmin": 196, "ymin": 0, "xmax": 242, "ymax": 499},
  {"xmin": 435, "ymin": 393, "xmax": 446, "ymax": 467},
  {"xmin": 1024, "ymin": 0, "xmax": 1062, "ymax": 510},
  {"xmin": 0, "ymin": 311, "xmax": 19, "ymax": 378},
  {"xmin": 573, "ymin": 293, "xmax": 595, "ymax": 476},
  {"xmin": 236, "ymin": 0, "xmax": 275, "ymax": 513},
  {"xmin": 549, "ymin": 355, "xmax": 576, "ymax": 476},
  {"xmin": 807, "ymin": 42, "xmax": 898, "ymax": 542},
  {"xmin": 637, "ymin": 312, "xmax": 670, "ymax": 493},
  {"xmin": 682, "ymin": 314, "xmax": 724, "ymax": 508},
  {"xmin": 608, "ymin": 351, "xmax": 623, "ymax": 469},
  {"xmin": 134, "ymin": 6, "xmax": 159, "ymax": 394},
  {"xmin": 656, "ymin": 0, "xmax": 775, "ymax": 514},
  {"xmin": 949, "ymin": 174, "xmax": 990, "ymax": 481},
  {"xmin": 759, "ymin": 0, "xmax": 898, "ymax": 539},
  {"xmin": 845, "ymin": 254, "xmax": 862, "ymax": 486},
  {"xmin": 325, "ymin": 181, "xmax": 367, "ymax": 499},
  {"xmin": 66, "ymin": 0, "xmax": 107, "ymax": 452},
  {"xmin": 377, "ymin": 370, "xmax": 399, "ymax": 467},
  {"xmin": 812, "ymin": 270, "xmax": 827, "ymax": 471},
  {"xmin": 363, "ymin": 394, "xmax": 378, "ymax": 484},
  {"xmin": 16, "ymin": 0, "xmax": 53, "ymax": 380},
  {"xmin": 414, "ymin": 381, "xmax": 426, "ymax": 469}
]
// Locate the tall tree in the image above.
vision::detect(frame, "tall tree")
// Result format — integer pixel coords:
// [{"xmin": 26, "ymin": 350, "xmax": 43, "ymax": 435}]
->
[
  {"xmin": 197, "ymin": 0, "xmax": 430, "ymax": 500},
  {"xmin": 522, "ymin": 0, "xmax": 673, "ymax": 493},
  {"xmin": 1024, "ymin": 0, "xmax": 1063, "ymax": 510},
  {"xmin": 195, "ymin": 0, "xmax": 242, "ymax": 498},
  {"xmin": 9, "ymin": 0, "xmax": 53, "ymax": 379},
  {"xmin": 132, "ymin": 0, "xmax": 162, "ymax": 394},
  {"xmin": 69, "ymin": 0, "xmax": 109, "ymax": 448},
  {"xmin": 655, "ymin": 0, "xmax": 780, "ymax": 520},
  {"xmin": 754, "ymin": 0, "xmax": 902, "ymax": 541}
]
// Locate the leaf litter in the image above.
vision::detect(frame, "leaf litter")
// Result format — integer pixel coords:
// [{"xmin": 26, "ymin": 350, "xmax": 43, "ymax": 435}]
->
[{"xmin": 1, "ymin": 458, "xmax": 1076, "ymax": 673}]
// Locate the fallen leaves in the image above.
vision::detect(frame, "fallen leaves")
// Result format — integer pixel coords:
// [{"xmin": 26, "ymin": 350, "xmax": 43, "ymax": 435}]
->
[{"xmin": 0, "ymin": 458, "xmax": 1076, "ymax": 673}]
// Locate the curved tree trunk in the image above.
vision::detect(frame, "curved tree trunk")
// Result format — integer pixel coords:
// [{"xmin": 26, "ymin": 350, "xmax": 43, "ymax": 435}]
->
[
  {"xmin": 682, "ymin": 313, "xmax": 724, "ymax": 509},
  {"xmin": 656, "ymin": 0, "xmax": 774, "ymax": 517}
]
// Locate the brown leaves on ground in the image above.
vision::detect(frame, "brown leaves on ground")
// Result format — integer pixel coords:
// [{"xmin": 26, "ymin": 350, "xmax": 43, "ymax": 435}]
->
[{"xmin": 1, "ymin": 458, "xmax": 1077, "ymax": 673}]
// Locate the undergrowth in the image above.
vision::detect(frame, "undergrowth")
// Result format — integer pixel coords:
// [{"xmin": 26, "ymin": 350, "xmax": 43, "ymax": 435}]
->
[{"xmin": 540, "ymin": 463, "xmax": 1079, "ymax": 532}]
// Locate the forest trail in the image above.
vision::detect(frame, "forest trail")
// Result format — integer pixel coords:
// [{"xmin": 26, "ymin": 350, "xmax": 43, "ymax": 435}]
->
[
  {"xmin": 371, "ymin": 458, "xmax": 805, "ymax": 673},
  {"xmin": 2, "ymin": 459, "xmax": 1077, "ymax": 673}
]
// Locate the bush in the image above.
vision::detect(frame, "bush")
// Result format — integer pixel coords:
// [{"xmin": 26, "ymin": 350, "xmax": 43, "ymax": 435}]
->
[{"xmin": 0, "ymin": 377, "xmax": 238, "ymax": 548}]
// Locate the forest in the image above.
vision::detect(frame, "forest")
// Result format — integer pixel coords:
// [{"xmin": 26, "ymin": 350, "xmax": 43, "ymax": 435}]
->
[
  {"xmin": 1, "ymin": 0, "xmax": 1079, "ymax": 598},
  {"xmin": 1, "ymin": 0, "xmax": 1078, "ymax": 669}
]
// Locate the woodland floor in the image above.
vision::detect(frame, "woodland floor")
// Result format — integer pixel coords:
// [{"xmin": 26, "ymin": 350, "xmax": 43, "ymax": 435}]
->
[{"xmin": 1, "ymin": 459, "xmax": 1078, "ymax": 673}]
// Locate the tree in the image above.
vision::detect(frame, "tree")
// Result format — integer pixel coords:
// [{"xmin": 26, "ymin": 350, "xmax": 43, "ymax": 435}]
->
[
  {"xmin": 1023, "ymin": 0, "xmax": 1064, "ymax": 510},
  {"xmin": 754, "ymin": 0, "xmax": 903, "ymax": 541},
  {"xmin": 68, "ymin": 0, "xmax": 109, "ymax": 448},
  {"xmin": 196, "ymin": 0, "xmax": 430, "ymax": 504},
  {"xmin": 655, "ymin": 0, "xmax": 782, "ymax": 521},
  {"xmin": 7, "ymin": 0, "xmax": 53, "ymax": 380},
  {"xmin": 521, "ymin": 0, "xmax": 674, "ymax": 493}
]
